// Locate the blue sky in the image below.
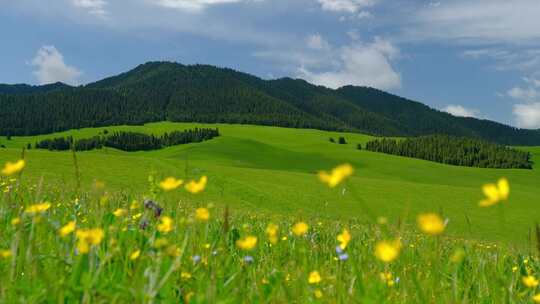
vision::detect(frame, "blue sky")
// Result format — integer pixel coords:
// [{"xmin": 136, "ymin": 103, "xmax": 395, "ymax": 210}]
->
[{"xmin": 2, "ymin": 0, "xmax": 540, "ymax": 129}]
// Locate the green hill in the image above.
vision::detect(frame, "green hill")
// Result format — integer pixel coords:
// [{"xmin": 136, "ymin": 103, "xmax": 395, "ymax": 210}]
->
[
  {"xmin": 1, "ymin": 62, "xmax": 540, "ymax": 145},
  {"xmin": 1, "ymin": 122, "xmax": 538, "ymax": 246}
]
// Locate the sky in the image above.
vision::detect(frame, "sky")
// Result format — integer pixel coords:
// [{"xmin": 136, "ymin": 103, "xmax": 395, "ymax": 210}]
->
[{"xmin": 1, "ymin": 0, "xmax": 540, "ymax": 129}]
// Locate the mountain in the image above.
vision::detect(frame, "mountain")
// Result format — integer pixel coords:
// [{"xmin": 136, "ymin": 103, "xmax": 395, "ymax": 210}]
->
[
  {"xmin": 0, "ymin": 82, "xmax": 72, "ymax": 95},
  {"xmin": 0, "ymin": 61, "xmax": 539, "ymax": 145}
]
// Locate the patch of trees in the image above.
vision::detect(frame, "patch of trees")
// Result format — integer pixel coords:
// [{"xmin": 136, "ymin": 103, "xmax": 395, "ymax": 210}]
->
[
  {"xmin": 364, "ymin": 135, "xmax": 533, "ymax": 169},
  {"xmin": 34, "ymin": 128, "xmax": 219, "ymax": 152}
]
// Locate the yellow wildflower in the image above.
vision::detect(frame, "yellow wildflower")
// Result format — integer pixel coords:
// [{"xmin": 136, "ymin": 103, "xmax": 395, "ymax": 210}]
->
[
  {"xmin": 308, "ymin": 271, "xmax": 322, "ymax": 284},
  {"xmin": 236, "ymin": 236, "xmax": 258, "ymax": 250},
  {"xmin": 533, "ymin": 294, "xmax": 540, "ymax": 303},
  {"xmin": 266, "ymin": 223, "xmax": 279, "ymax": 244},
  {"xmin": 24, "ymin": 202, "xmax": 51, "ymax": 215},
  {"xmin": 113, "ymin": 208, "xmax": 127, "ymax": 217},
  {"xmin": 417, "ymin": 213, "xmax": 446, "ymax": 235},
  {"xmin": 479, "ymin": 178, "xmax": 510, "ymax": 207},
  {"xmin": 292, "ymin": 222, "xmax": 309, "ymax": 236},
  {"xmin": 130, "ymin": 250, "xmax": 141, "ymax": 260},
  {"xmin": 157, "ymin": 216, "xmax": 174, "ymax": 233},
  {"xmin": 132, "ymin": 212, "xmax": 142, "ymax": 220},
  {"xmin": 318, "ymin": 163, "xmax": 353, "ymax": 188},
  {"xmin": 314, "ymin": 289, "xmax": 323, "ymax": 299},
  {"xmin": 523, "ymin": 275, "xmax": 539, "ymax": 288},
  {"xmin": 0, "ymin": 249, "xmax": 12, "ymax": 259},
  {"xmin": 337, "ymin": 228, "xmax": 351, "ymax": 250},
  {"xmin": 159, "ymin": 177, "xmax": 183, "ymax": 191},
  {"xmin": 1, "ymin": 160, "xmax": 25, "ymax": 176},
  {"xmin": 181, "ymin": 271, "xmax": 192, "ymax": 280},
  {"xmin": 130, "ymin": 200, "xmax": 140, "ymax": 210},
  {"xmin": 76, "ymin": 228, "xmax": 104, "ymax": 254},
  {"xmin": 11, "ymin": 217, "xmax": 20, "ymax": 226},
  {"xmin": 374, "ymin": 239, "xmax": 401, "ymax": 263},
  {"xmin": 59, "ymin": 221, "xmax": 76, "ymax": 237},
  {"xmin": 195, "ymin": 208, "xmax": 210, "ymax": 221},
  {"xmin": 185, "ymin": 176, "xmax": 208, "ymax": 194}
]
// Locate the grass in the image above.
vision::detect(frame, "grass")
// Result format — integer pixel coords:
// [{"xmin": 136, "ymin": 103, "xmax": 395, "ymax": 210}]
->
[
  {"xmin": 0, "ymin": 122, "xmax": 539, "ymax": 302},
  {"xmin": 0, "ymin": 121, "xmax": 539, "ymax": 248}
]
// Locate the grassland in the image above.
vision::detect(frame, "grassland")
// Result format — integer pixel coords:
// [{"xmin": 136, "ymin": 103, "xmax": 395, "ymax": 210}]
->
[
  {"xmin": 1, "ymin": 122, "xmax": 540, "ymax": 303},
  {"xmin": 0, "ymin": 121, "xmax": 539, "ymax": 248}
]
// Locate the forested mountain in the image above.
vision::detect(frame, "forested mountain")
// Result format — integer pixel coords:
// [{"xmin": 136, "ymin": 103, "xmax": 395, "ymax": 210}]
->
[
  {"xmin": 1, "ymin": 61, "xmax": 539, "ymax": 145},
  {"xmin": 0, "ymin": 82, "xmax": 71, "ymax": 95}
]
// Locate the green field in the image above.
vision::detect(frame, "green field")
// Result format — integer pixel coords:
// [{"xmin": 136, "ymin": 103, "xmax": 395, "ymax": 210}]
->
[{"xmin": 1, "ymin": 122, "xmax": 539, "ymax": 247}]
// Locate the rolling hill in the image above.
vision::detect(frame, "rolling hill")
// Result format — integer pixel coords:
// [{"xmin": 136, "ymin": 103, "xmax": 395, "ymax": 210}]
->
[
  {"xmin": 1, "ymin": 61, "xmax": 539, "ymax": 145},
  {"xmin": 1, "ymin": 122, "xmax": 539, "ymax": 246}
]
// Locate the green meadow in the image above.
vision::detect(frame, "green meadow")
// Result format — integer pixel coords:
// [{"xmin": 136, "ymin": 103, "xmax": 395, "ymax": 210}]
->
[{"xmin": 1, "ymin": 122, "xmax": 539, "ymax": 247}]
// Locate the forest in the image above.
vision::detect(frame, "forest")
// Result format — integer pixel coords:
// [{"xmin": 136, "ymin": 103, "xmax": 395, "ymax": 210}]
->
[
  {"xmin": 33, "ymin": 128, "xmax": 220, "ymax": 152},
  {"xmin": 363, "ymin": 135, "xmax": 533, "ymax": 169},
  {"xmin": 1, "ymin": 62, "xmax": 540, "ymax": 145}
]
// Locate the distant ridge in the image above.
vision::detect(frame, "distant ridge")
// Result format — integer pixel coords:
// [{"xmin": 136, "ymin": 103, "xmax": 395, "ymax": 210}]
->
[{"xmin": 0, "ymin": 61, "xmax": 539, "ymax": 145}]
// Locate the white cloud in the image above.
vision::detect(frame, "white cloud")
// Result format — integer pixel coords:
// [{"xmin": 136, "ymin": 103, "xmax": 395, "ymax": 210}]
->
[
  {"xmin": 443, "ymin": 105, "xmax": 478, "ymax": 118},
  {"xmin": 298, "ymin": 37, "xmax": 401, "ymax": 90},
  {"xmin": 306, "ymin": 34, "xmax": 330, "ymax": 50},
  {"xmin": 317, "ymin": 0, "xmax": 376, "ymax": 13},
  {"xmin": 31, "ymin": 46, "xmax": 82, "ymax": 85},
  {"xmin": 154, "ymin": 0, "xmax": 246, "ymax": 12},
  {"xmin": 411, "ymin": 0, "xmax": 540, "ymax": 43},
  {"xmin": 513, "ymin": 103, "xmax": 540, "ymax": 129},
  {"xmin": 71, "ymin": 0, "xmax": 108, "ymax": 17},
  {"xmin": 506, "ymin": 77, "xmax": 540, "ymax": 128}
]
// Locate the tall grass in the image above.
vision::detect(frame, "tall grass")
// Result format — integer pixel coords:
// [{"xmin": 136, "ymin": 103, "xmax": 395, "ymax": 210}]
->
[{"xmin": 0, "ymin": 161, "xmax": 539, "ymax": 303}]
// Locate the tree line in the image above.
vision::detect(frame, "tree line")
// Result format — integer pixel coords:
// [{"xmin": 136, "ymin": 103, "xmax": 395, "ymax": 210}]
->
[
  {"xmin": 34, "ymin": 128, "xmax": 219, "ymax": 152},
  {"xmin": 363, "ymin": 135, "xmax": 533, "ymax": 169}
]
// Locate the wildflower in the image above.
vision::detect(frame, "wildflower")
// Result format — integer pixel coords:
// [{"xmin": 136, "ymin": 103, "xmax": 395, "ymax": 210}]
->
[
  {"xmin": 523, "ymin": 275, "xmax": 539, "ymax": 288},
  {"xmin": 292, "ymin": 222, "xmax": 309, "ymax": 236},
  {"xmin": 236, "ymin": 236, "xmax": 258, "ymax": 250},
  {"xmin": 24, "ymin": 202, "xmax": 51, "ymax": 215},
  {"xmin": 374, "ymin": 239, "xmax": 401, "ymax": 263},
  {"xmin": 59, "ymin": 221, "xmax": 76, "ymax": 237},
  {"xmin": 195, "ymin": 208, "xmax": 210, "ymax": 221},
  {"xmin": 130, "ymin": 250, "xmax": 141, "ymax": 260},
  {"xmin": 314, "ymin": 289, "xmax": 323, "ymax": 299},
  {"xmin": 243, "ymin": 255, "xmax": 254, "ymax": 264},
  {"xmin": 11, "ymin": 217, "xmax": 20, "ymax": 226},
  {"xmin": 318, "ymin": 163, "xmax": 353, "ymax": 188},
  {"xmin": 181, "ymin": 271, "xmax": 192, "ymax": 280},
  {"xmin": 132, "ymin": 212, "xmax": 142, "ymax": 220},
  {"xmin": 479, "ymin": 178, "xmax": 510, "ymax": 207},
  {"xmin": 266, "ymin": 223, "xmax": 279, "ymax": 244},
  {"xmin": 185, "ymin": 176, "xmax": 208, "ymax": 194},
  {"xmin": 512, "ymin": 266, "xmax": 519, "ymax": 273},
  {"xmin": 0, "ymin": 249, "xmax": 12, "ymax": 259},
  {"xmin": 159, "ymin": 177, "xmax": 183, "ymax": 191},
  {"xmin": 75, "ymin": 228, "xmax": 104, "ymax": 254},
  {"xmin": 1, "ymin": 160, "xmax": 25, "ymax": 176},
  {"xmin": 130, "ymin": 200, "xmax": 140, "ymax": 210},
  {"xmin": 113, "ymin": 208, "xmax": 127, "ymax": 217},
  {"xmin": 157, "ymin": 216, "xmax": 174, "ymax": 233},
  {"xmin": 417, "ymin": 213, "xmax": 446, "ymax": 235},
  {"xmin": 337, "ymin": 228, "xmax": 351, "ymax": 250},
  {"xmin": 338, "ymin": 253, "xmax": 349, "ymax": 261},
  {"xmin": 533, "ymin": 294, "xmax": 540, "ymax": 303},
  {"xmin": 308, "ymin": 271, "xmax": 322, "ymax": 284},
  {"xmin": 192, "ymin": 255, "xmax": 201, "ymax": 264}
]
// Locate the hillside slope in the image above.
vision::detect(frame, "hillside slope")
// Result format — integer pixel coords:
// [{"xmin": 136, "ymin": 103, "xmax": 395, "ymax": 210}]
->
[{"xmin": 1, "ymin": 61, "xmax": 539, "ymax": 145}]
